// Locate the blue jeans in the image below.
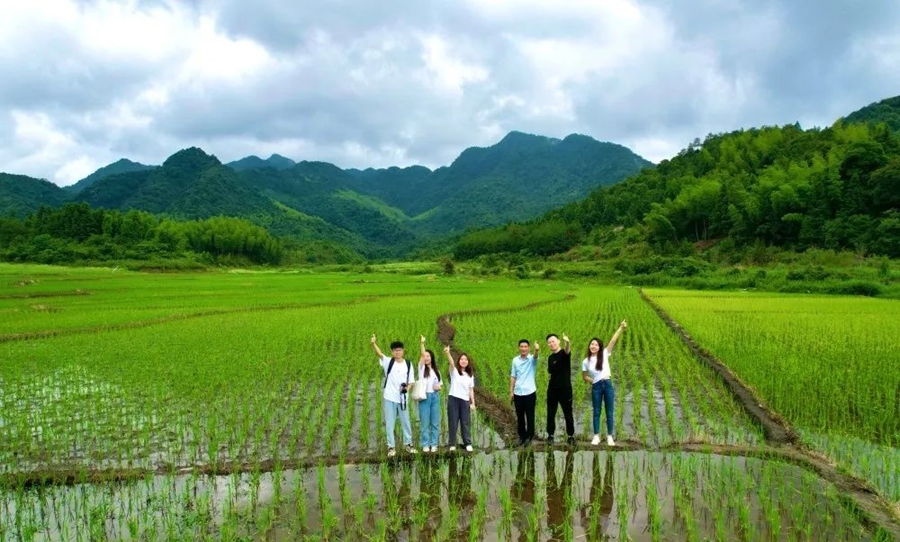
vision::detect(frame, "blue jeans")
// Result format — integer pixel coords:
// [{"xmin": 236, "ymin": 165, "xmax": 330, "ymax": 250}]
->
[
  {"xmin": 418, "ymin": 392, "xmax": 441, "ymax": 447},
  {"xmin": 383, "ymin": 397, "xmax": 413, "ymax": 449},
  {"xmin": 591, "ymin": 380, "xmax": 615, "ymax": 435}
]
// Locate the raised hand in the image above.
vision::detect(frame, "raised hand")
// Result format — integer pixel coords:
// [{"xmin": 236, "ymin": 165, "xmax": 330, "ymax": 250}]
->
[
  {"xmin": 371, "ymin": 333, "xmax": 377, "ymax": 344},
  {"xmin": 421, "ymin": 335, "xmax": 426, "ymax": 344},
  {"xmin": 621, "ymin": 320, "xmax": 628, "ymax": 329},
  {"xmin": 562, "ymin": 334, "xmax": 570, "ymax": 343}
]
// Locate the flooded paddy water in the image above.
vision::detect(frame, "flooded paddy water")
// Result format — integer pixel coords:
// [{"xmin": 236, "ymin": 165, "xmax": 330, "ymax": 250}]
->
[{"xmin": 1, "ymin": 450, "xmax": 874, "ymax": 541}]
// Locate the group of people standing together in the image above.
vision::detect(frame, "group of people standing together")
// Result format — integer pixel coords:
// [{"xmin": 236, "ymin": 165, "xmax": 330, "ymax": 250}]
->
[{"xmin": 372, "ymin": 319, "xmax": 626, "ymax": 457}]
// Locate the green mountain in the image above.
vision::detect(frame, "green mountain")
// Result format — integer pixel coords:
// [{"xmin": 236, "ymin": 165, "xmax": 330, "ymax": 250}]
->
[
  {"xmin": 64, "ymin": 159, "xmax": 155, "ymax": 194},
  {"xmin": 844, "ymin": 95, "xmax": 900, "ymax": 132},
  {"xmin": 455, "ymin": 121, "xmax": 900, "ymax": 259},
  {"xmin": 0, "ymin": 173, "xmax": 70, "ymax": 218},
  {"xmin": 227, "ymin": 153, "xmax": 296, "ymax": 171},
  {"xmin": 3, "ymin": 132, "xmax": 652, "ymax": 256}
]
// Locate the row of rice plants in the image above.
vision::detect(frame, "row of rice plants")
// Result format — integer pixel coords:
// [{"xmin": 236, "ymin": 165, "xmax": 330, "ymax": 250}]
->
[
  {"xmin": 453, "ymin": 287, "xmax": 763, "ymax": 446},
  {"xmin": 0, "ymin": 451, "xmax": 874, "ymax": 541},
  {"xmin": 646, "ymin": 289, "xmax": 900, "ymax": 503}
]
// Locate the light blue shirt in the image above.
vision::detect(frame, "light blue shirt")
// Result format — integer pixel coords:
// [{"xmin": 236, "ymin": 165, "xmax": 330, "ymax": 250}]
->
[{"xmin": 511, "ymin": 354, "xmax": 538, "ymax": 396}]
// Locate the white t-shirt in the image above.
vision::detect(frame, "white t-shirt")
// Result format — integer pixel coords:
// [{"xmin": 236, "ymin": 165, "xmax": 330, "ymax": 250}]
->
[
  {"xmin": 448, "ymin": 367, "xmax": 475, "ymax": 401},
  {"xmin": 582, "ymin": 350, "xmax": 611, "ymax": 383},
  {"xmin": 418, "ymin": 363, "xmax": 441, "ymax": 393},
  {"xmin": 380, "ymin": 356, "xmax": 414, "ymax": 403}
]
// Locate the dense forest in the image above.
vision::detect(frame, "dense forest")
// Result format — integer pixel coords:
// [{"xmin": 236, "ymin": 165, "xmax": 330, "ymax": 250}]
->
[
  {"xmin": 455, "ymin": 121, "xmax": 900, "ymax": 260},
  {"xmin": 0, "ymin": 204, "xmax": 285, "ymax": 266}
]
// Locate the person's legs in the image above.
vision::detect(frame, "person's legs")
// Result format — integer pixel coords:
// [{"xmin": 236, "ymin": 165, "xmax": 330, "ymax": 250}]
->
[
  {"xmin": 418, "ymin": 396, "xmax": 430, "ymax": 447},
  {"xmin": 429, "ymin": 394, "xmax": 441, "ymax": 447},
  {"xmin": 524, "ymin": 392, "xmax": 536, "ymax": 441},
  {"xmin": 602, "ymin": 381, "xmax": 615, "ymax": 436},
  {"xmin": 383, "ymin": 398, "xmax": 397, "ymax": 449},
  {"xmin": 514, "ymin": 395, "xmax": 527, "ymax": 442},
  {"xmin": 460, "ymin": 400, "xmax": 472, "ymax": 446},
  {"xmin": 591, "ymin": 382, "xmax": 602, "ymax": 435},
  {"xmin": 448, "ymin": 397, "xmax": 460, "ymax": 446},
  {"xmin": 546, "ymin": 387, "xmax": 559, "ymax": 438},
  {"xmin": 399, "ymin": 403, "xmax": 413, "ymax": 447},
  {"xmin": 561, "ymin": 387, "xmax": 575, "ymax": 438}
]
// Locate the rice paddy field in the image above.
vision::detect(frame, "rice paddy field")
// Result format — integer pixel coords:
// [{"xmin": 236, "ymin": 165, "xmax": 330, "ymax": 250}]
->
[
  {"xmin": 0, "ymin": 263, "xmax": 898, "ymax": 541},
  {"xmin": 644, "ymin": 289, "xmax": 900, "ymax": 505}
]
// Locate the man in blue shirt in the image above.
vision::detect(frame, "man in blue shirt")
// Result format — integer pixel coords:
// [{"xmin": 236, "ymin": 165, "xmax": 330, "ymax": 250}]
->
[{"xmin": 510, "ymin": 339, "xmax": 539, "ymax": 446}]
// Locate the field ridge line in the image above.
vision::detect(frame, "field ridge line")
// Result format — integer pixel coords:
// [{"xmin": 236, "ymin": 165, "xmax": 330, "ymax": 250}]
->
[{"xmin": 639, "ymin": 288, "xmax": 900, "ymax": 539}]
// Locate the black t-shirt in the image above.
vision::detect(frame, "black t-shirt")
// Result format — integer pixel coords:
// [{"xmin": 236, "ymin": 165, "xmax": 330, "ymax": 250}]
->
[{"xmin": 547, "ymin": 349, "xmax": 572, "ymax": 389}]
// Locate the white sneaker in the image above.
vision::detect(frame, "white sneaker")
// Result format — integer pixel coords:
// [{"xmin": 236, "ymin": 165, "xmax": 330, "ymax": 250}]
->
[
  {"xmin": 449, "ymin": 446, "xmax": 456, "ymax": 452},
  {"xmin": 431, "ymin": 446, "xmax": 438, "ymax": 453},
  {"xmin": 387, "ymin": 448, "xmax": 396, "ymax": 457},
  {"xmin": 591, "ymin": 434, "xmax": 600, "ymax": 446},
  {"xmin": 607, "ymin": 435, "xmax": 615, "ymax": 446},
  {"xmin": 465, "ymin": 445, "xmax": 473, "ymax": 452},
  {"xmin": 406, "ymin": 445, "xmax": 417, "ymax": 454}
]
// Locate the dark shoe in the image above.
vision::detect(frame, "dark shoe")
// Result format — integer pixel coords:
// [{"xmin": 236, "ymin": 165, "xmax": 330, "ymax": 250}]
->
[
  {"xmin": 567, "ymin": 436, "xmax": 577, "ymax": 446},
  {"xmin": 516, "ymin": 439, "xmax": 527, "ymax": 447},
  {"xmin": 546, "ymin": 435, "xmax": 555, "ymax": 445}
]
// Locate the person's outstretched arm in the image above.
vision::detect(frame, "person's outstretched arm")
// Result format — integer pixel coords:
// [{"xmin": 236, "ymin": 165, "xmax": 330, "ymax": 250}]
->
[
  {"xmin": 420, "ymin": 335, "xmax": 428, "ymax": 359},
  {"xmin": 606, "ymin": 320, "xmax": 627, "ymax": 353},
  {"xmin": 534, "ymin": 341, "xmax": 540, "ymax": 361},
  {"xmin": 371, "ymin": 334, "xmax": 385, "ymax": 359},
  {"xmin": 444, "ymin": 344, "xmax": 456, "ymax": 369},
  {"xmin": 562, "ymin": 334, "xmax": 571, "ymax": 354}
]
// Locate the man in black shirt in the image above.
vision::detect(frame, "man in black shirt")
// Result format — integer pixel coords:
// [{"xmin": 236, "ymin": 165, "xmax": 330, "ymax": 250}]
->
[{"xmin": 545, "ymin": 333, "xmax": 576, "ymax": 445}]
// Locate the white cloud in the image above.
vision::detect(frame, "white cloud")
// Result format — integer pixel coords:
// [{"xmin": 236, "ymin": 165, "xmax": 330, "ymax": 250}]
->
[{"xmin": 1, "ymin": 0, "xmax": 899, "ymax": 184}]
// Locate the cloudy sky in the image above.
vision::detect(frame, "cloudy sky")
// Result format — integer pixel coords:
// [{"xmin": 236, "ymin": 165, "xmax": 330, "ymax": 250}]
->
[{"xmin": 2, "ymin": 0, "xmax": 899, "ymax": 186}]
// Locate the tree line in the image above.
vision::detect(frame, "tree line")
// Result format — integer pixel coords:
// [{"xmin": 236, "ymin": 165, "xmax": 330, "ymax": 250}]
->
[
  {"xmin": 455, "ymin": 121, "xmax": 900, "ymax": 259},
  {"xmin": 0, "ymin": 203, "xmax": 284, "ymax": 265}
]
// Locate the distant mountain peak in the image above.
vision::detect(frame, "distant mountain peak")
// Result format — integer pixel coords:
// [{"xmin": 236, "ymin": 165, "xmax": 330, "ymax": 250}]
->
[{"xmin": 163, "ymin": 147, "xmax": 220, "ymax": 168}]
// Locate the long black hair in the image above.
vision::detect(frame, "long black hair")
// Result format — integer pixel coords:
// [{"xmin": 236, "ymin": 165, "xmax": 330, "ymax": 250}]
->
[
  {"xmin": 423, "ymin": 349, "xmax": 439, "ymax": 379},
  {"xmin": 587, "ymin": 337, "xmax": 605, "ymax": 371}
]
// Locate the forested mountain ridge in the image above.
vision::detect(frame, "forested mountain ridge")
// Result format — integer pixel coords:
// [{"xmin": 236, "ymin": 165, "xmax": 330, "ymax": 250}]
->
[
  {"xmin": 0, "ymin": 132, "xmax": 649, "ymax": 254},
  {"xmin": 455, "ymin": 120, "xmax": 900, "ymax": 259}
]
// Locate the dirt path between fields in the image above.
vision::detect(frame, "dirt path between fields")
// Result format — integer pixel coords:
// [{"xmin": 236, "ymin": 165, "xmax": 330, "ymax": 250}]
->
[{"xmin": 638, "ymin": 288, "xmax": 900, "ymax": 539}]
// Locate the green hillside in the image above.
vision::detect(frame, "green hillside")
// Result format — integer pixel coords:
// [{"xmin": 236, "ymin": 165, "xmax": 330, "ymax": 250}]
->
[
  {"xmin": 63, "ymin": 159, "xmax": 155, "ymax": 194},
  {"xmin": 455, "ymin": 121, "xmax": 900, "ymax": 259},
  {"xmin": 844, "ymin": 95, "xmax": 900, "ymax": 132},
  {"xmin": 0, "ymin": 173, "xmax": 70, "ymax": 218}
]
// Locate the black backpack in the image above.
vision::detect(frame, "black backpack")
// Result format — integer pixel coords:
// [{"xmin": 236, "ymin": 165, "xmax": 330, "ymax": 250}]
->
[{"xmin": 383, "ymin": 358, "xmax": 412, "ymax": 389}]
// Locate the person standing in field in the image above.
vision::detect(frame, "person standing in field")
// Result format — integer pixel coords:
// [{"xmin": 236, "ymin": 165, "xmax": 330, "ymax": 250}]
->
[
  {"xmin": 545, "ymin": 333, "xmax": 576, "ymax": 445},
  {"xmin": 582, "ymin": 320, "xmax": 627, "ymax": 446},
  {"xmin": 510, "ymin": 339, "xmax": 540, "ymax": 447},
  {"xmin": 418, "ymin": 335, "xmax": 442, "ymax": 453},
  {"xmin": 371, "ymin": 334, "xmax": 417, "ymax": 457},
  {"xmin": 443, "ymin": 345, "xmax": 476, "ymax": 452}
]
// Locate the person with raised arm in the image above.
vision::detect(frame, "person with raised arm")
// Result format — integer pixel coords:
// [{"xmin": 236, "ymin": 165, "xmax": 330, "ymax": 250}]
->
[
  {"xmin": 581, "ymin": 320, "xmax": 627, "ymax": 446},
  {"xmin": 510, "ymin": 339, "xmax": 540, "ymax": 447},
  {"xmin": 371, "ymin": 334, "xmax": 417, "ymax": 457},
  {"xmin": 418, "ymin": 335, "xmax": 442, "ymax": 452},
  {"xmin": 444, "ymin": 344, "xmax": 476, "ymax": 452},
  {"xmin": 545, "ymin": 333, "xmax": 575, "ymax": 446}
]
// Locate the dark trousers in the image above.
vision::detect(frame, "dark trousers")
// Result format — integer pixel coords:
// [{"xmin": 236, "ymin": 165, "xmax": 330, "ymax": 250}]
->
[
  {"xmin": 546, "ymin": 386, "xmax": 574, "ymax": 438},
  {"xmin": 448, "ymin": 396, "xmax": 472, "ymax": 446},
  {"xmin": 513, "ymin": 392, "xmax": 536, "ymax": 442}
]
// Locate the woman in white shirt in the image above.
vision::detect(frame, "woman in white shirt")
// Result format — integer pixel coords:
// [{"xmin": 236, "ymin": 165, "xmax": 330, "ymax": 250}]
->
[
  {"xmin": 581, "ymin": 320, "xmax": 627, "ymax": 446},
  {"xmin": 418, "ymin": 336, "xmax": 443, "ymax": 452},
  {"xmin": 443, "ymin": 345, "xmax": 477, "ymax": 452}
]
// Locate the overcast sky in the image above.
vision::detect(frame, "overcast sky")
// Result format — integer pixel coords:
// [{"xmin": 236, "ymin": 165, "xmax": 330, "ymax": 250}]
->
[{"xmin": 2, "ymin": 0, "xmax": 899, "ymax": 186}]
